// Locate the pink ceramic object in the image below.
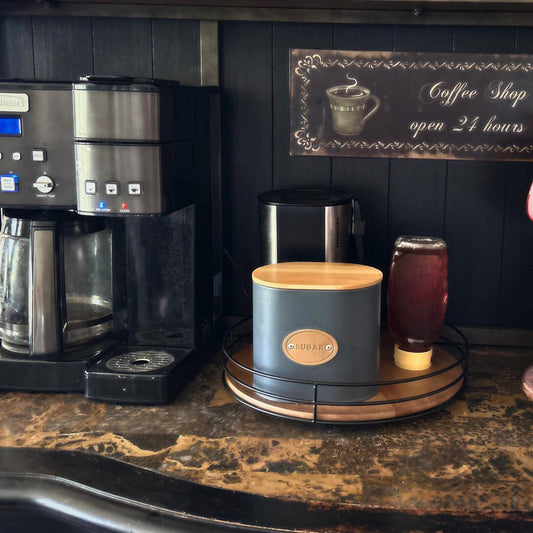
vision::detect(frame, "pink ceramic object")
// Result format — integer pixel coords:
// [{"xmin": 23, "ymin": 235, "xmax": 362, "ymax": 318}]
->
[
  {"xmin": 522, "ymin": 366, "xmax": 533, "ymax": 401},
  {"xmin": 527, "ymin": 181, "xmax": 533, "ymax": 222}
]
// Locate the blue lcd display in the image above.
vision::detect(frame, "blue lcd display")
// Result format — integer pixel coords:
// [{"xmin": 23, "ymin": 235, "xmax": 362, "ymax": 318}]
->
[{"xmin": 0, "ymin": 117, "xmax": 21, "ymax": 136}]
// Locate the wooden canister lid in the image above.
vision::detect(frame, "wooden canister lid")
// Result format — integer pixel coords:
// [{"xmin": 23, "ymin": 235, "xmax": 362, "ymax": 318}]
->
[{"xmin": 252, "ymin": 262, "xmax": 383, "ymax": 291}]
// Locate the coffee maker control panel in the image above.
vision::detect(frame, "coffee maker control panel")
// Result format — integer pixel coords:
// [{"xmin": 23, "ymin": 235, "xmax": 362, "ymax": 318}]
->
[
  {"xmin": 83, "ymin": 181, "xmax": 142, "ymax": 198},
  {"xmin": 0, "ymin": 82, "xmax": 76, "ymax": 208},
  {"xmin": 75, "ymin": 142, "xmax": 193, "ymax": 215}
]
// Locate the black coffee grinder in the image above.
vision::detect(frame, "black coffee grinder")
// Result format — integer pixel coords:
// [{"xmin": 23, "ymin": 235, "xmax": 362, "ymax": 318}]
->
[{"xmin": 0, "ymin": 77, "xmax": 222, "ymax": 403}]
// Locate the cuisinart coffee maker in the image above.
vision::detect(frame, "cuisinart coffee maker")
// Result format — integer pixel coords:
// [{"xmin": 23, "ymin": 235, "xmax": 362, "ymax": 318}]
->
[{"xmin": 0, "ymin": 76, "xmax": 222, "ymax": 403}]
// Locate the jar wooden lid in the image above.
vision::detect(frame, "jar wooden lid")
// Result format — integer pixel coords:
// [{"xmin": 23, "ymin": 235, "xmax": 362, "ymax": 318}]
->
[{"xmin": 252, "ymin": 262, "xmax": 383, "ymax": 291}]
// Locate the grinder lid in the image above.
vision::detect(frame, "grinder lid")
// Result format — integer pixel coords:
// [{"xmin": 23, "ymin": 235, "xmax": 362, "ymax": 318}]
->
[
  {"xmin": 74, "ymin": 75, "xmax": 180, "ymax": 92},
  {"xmin": 252, "ymin": 262, "xmax": 382, "ymax": 291}
]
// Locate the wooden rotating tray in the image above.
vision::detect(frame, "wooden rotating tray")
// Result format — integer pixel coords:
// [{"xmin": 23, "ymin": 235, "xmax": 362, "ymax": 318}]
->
[{"xmin": 224, "ymin": 334, "xmax": 465, "ymax": 423}]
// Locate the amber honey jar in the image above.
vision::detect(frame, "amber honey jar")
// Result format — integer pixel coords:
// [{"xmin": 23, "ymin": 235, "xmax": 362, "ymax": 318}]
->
[{"xmin": 387, "ymin": 236, "xmax": 448, "ymax": 371}]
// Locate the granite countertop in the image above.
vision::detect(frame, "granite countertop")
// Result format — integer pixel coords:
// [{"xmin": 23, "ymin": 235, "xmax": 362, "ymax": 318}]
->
[{"xmin": 0, "ymin": 340, "xmax": 531, "ymax": 531}]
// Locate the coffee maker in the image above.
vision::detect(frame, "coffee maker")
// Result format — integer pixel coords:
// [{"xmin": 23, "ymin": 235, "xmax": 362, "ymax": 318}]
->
[{"xmin": 0, "ymin": 77, "xmax": 222, "ymax": 403}]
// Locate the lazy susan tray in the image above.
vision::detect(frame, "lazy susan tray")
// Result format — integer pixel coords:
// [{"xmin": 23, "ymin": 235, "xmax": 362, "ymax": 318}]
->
[{"xmin": 223, "ymin": 320, "xmax": 467, "ymax": 424}]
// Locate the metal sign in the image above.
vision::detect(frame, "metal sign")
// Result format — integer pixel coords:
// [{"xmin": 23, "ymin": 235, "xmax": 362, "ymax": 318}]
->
[{"xmin": 290, "ymin": 49, "xmax": 533, "ymax": 161}]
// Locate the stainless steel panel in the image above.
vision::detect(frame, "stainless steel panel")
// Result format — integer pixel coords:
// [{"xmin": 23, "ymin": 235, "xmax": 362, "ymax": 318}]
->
[
  {"xmin": 259, "ymin": 203, "xmax": 277, "ymax": 264},
  {"xmin": 29, "ymin": 228, "xmax": 60, "ymax": 355},
  {"xmin": 73, "ymin": 89, "xmax": 161, "ymax": 141},
  {"xmin": 75, "ymin": 143, "xmax": 164, "ymax": 214},
  {"xmin": 324, "ymin": 204, "xmax": 352, "ymax": 262}
]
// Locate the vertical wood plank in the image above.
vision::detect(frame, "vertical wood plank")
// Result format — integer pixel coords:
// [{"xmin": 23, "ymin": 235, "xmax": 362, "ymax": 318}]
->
[
  {"xmin": 394, "ymin": 25, "xmax": 454, "ymax": 52},
  {"xmin": 273, "ymin": 23, "xmax": 332, "ymax": 189},
  {"xmin": 333, "ymin": 24, "xmax": 394, "ymax": 51},
  {"xmin": 0, "ymin": 17, "xmax": 34, "ymax": 79},
  {"xmin": 221, "ymin": 21, "xmax": 272, "ymax": 315},
  {"xmin": 33, "ymin": 17, "xmax": 93, "ymax": 80},
  {"xmin": 92, "ymin": 18, "xmax": 152, "ymax": 77},
  {"xmin": 152, "ymin": 19, "xmax": 200, "ymax": 85},
  {"xmin": 445, "ymin": 161, "xmax": 506, "ymax": 326},
  {"xmin": 447, "ymin": 26, "xmax": 516, "ymax": 327},
  {"xmin": 332, "ymin": 25, "xmax": 394, "ymax": 275},
  {"xmin": 516, "ymin": 27, "xmax": 533, "ymax": 53},
  {"xmin": 453, "ymin": 26, "xmax": 516, "ymax": 53},
  {"xmin": 500, "ymin": 164, "xmax": 533, "ymax": 328},
  {"xmin": 332, "ymin": 158, "xmax": 390, "ymax": 271},
  {"xmin": 388, "ymin": 159, "xmax": 447, "ymax": 243}
]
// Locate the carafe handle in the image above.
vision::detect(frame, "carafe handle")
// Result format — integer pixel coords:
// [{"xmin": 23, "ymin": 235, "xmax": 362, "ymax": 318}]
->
[{"xmin": 29, "ymin": 221, "xmax": 61, "ymax": 356}]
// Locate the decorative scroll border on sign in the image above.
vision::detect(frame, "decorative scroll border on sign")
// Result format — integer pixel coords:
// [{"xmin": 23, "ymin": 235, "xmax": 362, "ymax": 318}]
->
[{"xmin": 290, "ymin": 50, "xmax": 533, "ymax": 160}]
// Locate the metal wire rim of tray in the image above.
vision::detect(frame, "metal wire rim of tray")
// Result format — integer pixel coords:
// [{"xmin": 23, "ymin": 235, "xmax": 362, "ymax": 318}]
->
[{"xmin": 222, "ymin": 317, "xmax": 469, "ymax": 424}]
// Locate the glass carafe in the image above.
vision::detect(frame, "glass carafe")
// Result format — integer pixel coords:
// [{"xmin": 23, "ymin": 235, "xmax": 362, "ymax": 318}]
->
[
  {"xmin": 0, "ymin": 215, "xmax": 30, "ymax": 350},
  {"xmin": 0, "ymin": 210, "xmax": 112, "ymax": 355},
  {"xmin": 63, "ymin": 216, "xmax": 113, "ymax": 347}
]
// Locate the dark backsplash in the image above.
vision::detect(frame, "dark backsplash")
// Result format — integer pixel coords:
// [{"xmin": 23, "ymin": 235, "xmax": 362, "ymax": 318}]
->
[{"xmin": 1, "ymin": 17, "xmax": 532, "ymax": 329}]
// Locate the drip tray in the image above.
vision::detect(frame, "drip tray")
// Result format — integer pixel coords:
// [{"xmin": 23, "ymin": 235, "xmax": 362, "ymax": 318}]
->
[
  {"xmin": 85, "ymin": 344, "xmax": 194, "ymax": 404},
  {"xmin": 105, "ymin": 350, "xmax": 176, "ymax": 373}
]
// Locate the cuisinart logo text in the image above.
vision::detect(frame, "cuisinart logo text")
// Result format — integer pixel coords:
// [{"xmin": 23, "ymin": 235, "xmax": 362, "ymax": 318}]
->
[
  {"xmin": 0, "ymin": 93, "xmax": 29, "ymax": 112},
  {"xmin": 282, "ymin": 329, "xmax": 338, "ymax": 366}
]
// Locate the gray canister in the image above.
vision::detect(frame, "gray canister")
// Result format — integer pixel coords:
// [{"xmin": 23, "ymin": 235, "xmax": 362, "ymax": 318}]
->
[{"xmin": 252, "ymin": 262, "xmax": 382, "ymax": 404}]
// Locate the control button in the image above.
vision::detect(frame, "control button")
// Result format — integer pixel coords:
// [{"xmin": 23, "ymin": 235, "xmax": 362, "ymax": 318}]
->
[
  {"xmin": 32, "ymin": 175, "xmax": 54, "ymax": 194},
  {"xmin": 85, "ymin": 180, "xmax": 97, "ymax": 195},
  {"xmin": 1, "ymin": 174, "xmax": 19, "ymax": 193},
  {"xmin": 12, "ymin": 152, "xmax": 21, "ymax": 161},
  {"xmin": 0, "ymin": 152, "xmax": 3, "ymax": 160},
  {"xmin": 98, "ymin": 201, "xmax": 106, "ymax": 210},
  {"xmin": 105, "ymin": 182, "xmax": 119, "ymax": 195},
  {"xmin": 32, "ymin": 149, "xmax": 47, "ymax": 162},
  {"xmin": 128, "ymin": 183, "xmax": 143, "ymax": 196}
]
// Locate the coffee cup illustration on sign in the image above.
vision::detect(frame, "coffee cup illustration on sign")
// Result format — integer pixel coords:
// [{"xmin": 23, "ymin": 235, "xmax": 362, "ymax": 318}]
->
[{"xmin": 326, "ymin": 80, "xmax": 380, "ymax": 136}]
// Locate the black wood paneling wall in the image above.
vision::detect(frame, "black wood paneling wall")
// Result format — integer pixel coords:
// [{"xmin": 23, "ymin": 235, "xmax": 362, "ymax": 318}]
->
[
  {"xmin": 1, "ymin": 17, "xmax": 533, "ymax": 330},
  {"xmin": 0, "ymin": 17, "xmax": 200, "ymax": 82},
  {"xmin": 221, "ymin": 22, "xmax": 533, "ymax": 331}
]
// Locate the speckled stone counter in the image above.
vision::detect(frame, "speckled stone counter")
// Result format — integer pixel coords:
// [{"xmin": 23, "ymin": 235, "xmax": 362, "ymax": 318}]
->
[{"xmin": 0, "ymin": 343, "xmax": 531, "ymax": 531}]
